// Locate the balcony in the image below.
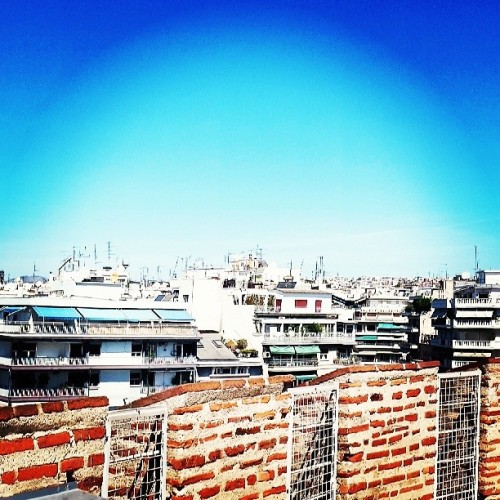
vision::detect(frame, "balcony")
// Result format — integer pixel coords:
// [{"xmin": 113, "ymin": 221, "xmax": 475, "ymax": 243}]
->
[
  {"xmin": 4, "ymin": 355, "xmax": 198, "ymax": 368},
  {"xmin": 430, "ymin": 338, "xmax": 495, "ymax": 350},
  {"xmin": 262, "ymin": 332, "xmax": 355, "ymax": 345},
  {"xmin": 453, "ymin": 298, "xmax": 497, "ymax": 308},
  {"xmin": 2, "ymin": 386, "xmax": 88, "ymax": 401},
  {"xmin": 268, "ymin": 358, "xmax": 318, "ymax": 368},
  {"xmin": 454, "ymin": 319, "xmax": 500, "ymax": 329},
  {"xmin": 2, "ymin": 321, "xmax": 199, "ymax": 338}
]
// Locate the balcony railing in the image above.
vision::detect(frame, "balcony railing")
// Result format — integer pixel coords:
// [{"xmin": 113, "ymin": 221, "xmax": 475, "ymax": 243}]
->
[
  {"xmin": 454, "ymin": 320, "xmax": 500, "ymax": 329},
  {"xmin": 7, "ymin": 355, "xmax": 198, "ymax": 367},
  {"xmin": 430, "ymin": 338, "xmax": 494, "ymax": 349},
  {"xmin": 263, "ymin": 332, "xmax": 355, "ymax": 344},
  {"xmin": 268, "ymin": 358, "xmax": 319, "ymax": 367},
  {"xmin": 454, "ymin": 298, "xmax": 495, "ymax": 307},
  {"xmin": 7, "ymin": 387, "xmax": 88, "ymax": 399},
  {"xmin": 4, "ymin": 321, "xmax": 199, "ymax": 338}
]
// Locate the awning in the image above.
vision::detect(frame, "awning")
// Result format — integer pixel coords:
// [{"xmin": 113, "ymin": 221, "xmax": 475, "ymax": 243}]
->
[
  {"xmin": 294, "ymin": 345, "xmax": 321, "ymax": 355},
  {"xmin": 154, "ymin": 309, "xmax": 193, "ymax": 322},
  {"xmin": 377, "ymin": 323, "xmax": 404, "ymax": 331},
  {"xmin": 295, "ymin": 374, "xmax": 317, "ymax": 381},
  {"xmin": 357, "ymin": 335, "xmax": 378, "ymax": 341},
  {"xmin": 455, "ymin": 310, "xmax": 493, "ymax": 319},
  {"xmin": 122, "ymin": 309, "xmax": 159, "ymax": 322},
  {"xmin": 431, "ymin": 309, "xmax": 447, "ymax": 319},
  {"xmin": 269, "ymin": 345, "xmax": 295, "ymax": 355},
  {"xmin": 0, "ymin": 306, "xmax": 26, "ymax": 315},
  {"xmin": 33, "ymin": 306, "xmax": 81, "ymax": 321},
  {"xmin": 77, "ymin": 308, "xmax": 128, "ymax": 322}
]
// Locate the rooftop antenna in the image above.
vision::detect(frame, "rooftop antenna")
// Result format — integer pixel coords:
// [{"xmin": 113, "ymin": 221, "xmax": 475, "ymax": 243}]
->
[{"xmin": 474, "ymin": 245, "xmax": 479, "ymax": 274}]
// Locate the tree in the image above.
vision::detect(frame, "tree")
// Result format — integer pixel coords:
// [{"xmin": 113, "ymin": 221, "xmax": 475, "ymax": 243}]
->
[{"xmin": 236, "ymin": 339, "xmax": 248, "ymax": 351}]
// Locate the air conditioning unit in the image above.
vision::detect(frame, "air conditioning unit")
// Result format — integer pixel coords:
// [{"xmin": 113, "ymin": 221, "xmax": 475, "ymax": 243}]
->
[{"xmin": 263, "ymin": 352, "xmax": 271, "ymax": 358}]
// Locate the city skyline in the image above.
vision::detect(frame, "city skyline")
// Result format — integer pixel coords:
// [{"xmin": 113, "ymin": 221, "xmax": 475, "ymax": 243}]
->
[{"xmin": 1, "ymin": 1, "xmax": 498, "ymax": 278}]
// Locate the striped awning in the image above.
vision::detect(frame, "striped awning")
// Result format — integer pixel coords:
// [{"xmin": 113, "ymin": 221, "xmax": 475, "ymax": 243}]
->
[{"xmin": 33, "ymin": 306, "xmax": 81, "ymax": 321}]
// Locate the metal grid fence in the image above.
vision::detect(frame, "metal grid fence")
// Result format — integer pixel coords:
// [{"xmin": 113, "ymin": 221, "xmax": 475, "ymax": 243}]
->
[
  {"xmin": 286, "ymin": 384, "xmax": 339, "ymax": 500},
  {"xmin": 102, "ymin": 407, "xmax": 166, "ymax": 499},
  {"xmin": 435, "ymin": 370, "xmax": 481, "ymax": 500}
]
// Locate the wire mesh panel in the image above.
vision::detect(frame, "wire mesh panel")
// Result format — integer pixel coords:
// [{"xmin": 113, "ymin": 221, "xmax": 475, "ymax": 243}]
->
[
  {"xmin": 103, "ymin": 407, "xmax": 167, "ymax": 500},
  {"xmin": 286, "ymin": 384, "xmax": 339, "ymax": 500},
  {"xmin": 436, "ymin": 370, "xmax": 481, "ymax": 500}
]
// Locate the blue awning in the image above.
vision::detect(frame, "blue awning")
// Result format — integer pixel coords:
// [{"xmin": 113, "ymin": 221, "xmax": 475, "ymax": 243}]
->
[
  {"xmin": 377, "ymin": 323, "xmax": 404, "ymax": 331},
  {"xmin": 122, "ymin": 309, "xmax": 159, "ymax": 322},
  {"xmin": 33, "ymin": 306, "xmax": 81, "ymax": 321},
  {"xmin": 0, "ymin": 306, "xmax": 26, "ymax": 316},
  {"xmin": 77, "ymin": 308, "xmax": 128, "ymax": 322},
  {"xmin": 153, "ymin": 309, "xmax": 193, "ymax": 322}
]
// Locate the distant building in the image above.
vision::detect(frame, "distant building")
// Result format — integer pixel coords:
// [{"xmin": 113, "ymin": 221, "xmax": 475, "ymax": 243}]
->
[{"xmin": 430, "ymin": 271, "xmax": 500, "ymax": 369}]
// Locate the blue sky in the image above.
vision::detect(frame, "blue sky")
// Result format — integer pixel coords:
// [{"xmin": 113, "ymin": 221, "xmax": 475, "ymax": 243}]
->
[{"xmin": 1, "ymin": 1, "xmax": 498, "ymax": 279}]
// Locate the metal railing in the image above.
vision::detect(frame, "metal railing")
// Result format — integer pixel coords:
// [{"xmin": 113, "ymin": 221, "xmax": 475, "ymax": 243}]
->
[
  {"xmin": 268, "ymin": 358, "xmax": 319, "ymax": 367},
  {"xmin": 9, "ymin": 387, "xmax": 87, "ymax": 398}
]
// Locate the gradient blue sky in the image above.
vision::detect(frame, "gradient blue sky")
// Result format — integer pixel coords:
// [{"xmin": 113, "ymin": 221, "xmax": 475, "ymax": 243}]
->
[{"xmin": 1, "ymin": 1, "xmax": 498, "ymax": 279}]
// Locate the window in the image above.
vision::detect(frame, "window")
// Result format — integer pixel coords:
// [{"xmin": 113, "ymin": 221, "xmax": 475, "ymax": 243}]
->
[
  {"xmin": 295, "ymin": 299, "xmax": 307, "ymax": 308},
  {"xmin": 214, "ymin": 367, "xmax": 232, "ymax": 375},
  {"xmin": 89, "ymin": 372, "xmax": 100, "ymax": 388},
  {"xmin": 275, "ymin": 299, "xmax": 282, "ymax": 312},
  {"xmin": 236, "ymin": 366, "xmax": 249, "ymax": 374},
  {"xmin": 183, "ymin": 295, "xmax": 189, "ymax": 303},
  {"xmin": 131, "ymin": 343, "xmax": 142, "ymax": 357},
  {"xmin": 315, "ymin": 300, "xmax": 322, "ymax": 312},
  {"xmin": 130, "ymin": 371, "xmax": 141, "ymax": 387},
  {"xmin": 88, "ymin": 344, "xmax": 101, "ymax": 356}
]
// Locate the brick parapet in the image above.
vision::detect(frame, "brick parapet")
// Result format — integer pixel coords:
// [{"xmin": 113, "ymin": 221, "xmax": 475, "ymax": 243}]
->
[
  {"xmin": 313, "ymin": 362, "xmax": 440, "ymax": 499},
  {"xmin": 0, "ymin": 397, "xmax": 108, "ymax": 497},
  {"xmin": 477, "ymin": 359, "xmax": 500, "ymax": 498}
]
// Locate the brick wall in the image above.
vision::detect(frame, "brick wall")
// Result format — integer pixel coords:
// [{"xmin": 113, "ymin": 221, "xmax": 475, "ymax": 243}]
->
[
  {"xmin": 0, "ymin": 396, "xmax": 108, "ymax": 497},
  {"xmin": 309, "ymin": 361, "xmax": 439, "ymax": 500},
  {"xmin": 478, "ymin": 358, "xmax": 500, "ymax": 499},
  {"xmin": 1, "ymin": 360, "xmax": 499, "ymax": 499},
  {"xmin": 127, "ymin": 376, "xmax": 294, "ymax": 500}
]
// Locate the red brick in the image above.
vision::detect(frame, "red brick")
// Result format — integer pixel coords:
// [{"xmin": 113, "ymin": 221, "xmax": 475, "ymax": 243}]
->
[
  {"xmin": 405, "ymin": 413, "xmax": 418, "ymax": 422},
  {"xmin": 409, "ymin": 443, "xmax": 419, "ymax": 451},
  {"xmin": 0, "ymin": 437, "xmax": 34, "ymax": 455},
  {"xmin": 169, "ymin": 455, "xmax": 205, "ymax": 470},
  {"xmin": 41, "ymin": 401, "xmax": 65, "ymax": 414},
  {"xmin": 382, "ymin": 473, "xmax": 406, "ymax": 485},
  {"xmin": 424, "ymin": 385, "xmax": 437, "ymax": 394},
  {"xmin": 73, "ymin": 427, "xmax": 105, "ymax": 442},
  {"xmin": 37, "ymin": 431, "xmax": 71, "ymax": 448},
  {"xmin": 66, "ymin": 396, "xmax": 108, "ymax": 410},
  {"xmin": 367, "ymin": 450, "xmax": 389, "ymax": 460},
  {"xmin": 177, "ymin": 472, "xmax": 215, "ymax": 487},
  {"xmin": 379, "ymin": 460, "xmax": 402, "ymax": 471},
  {"xmin": 247, "ymin": 474, "xmax": 257, "ymax": 485},
  {"xmin": 1, "ymin": 471, "xmax": 16, "ymax": 485},
  {"xmin": 240, "ymin": 495, "xmax": 259, "ymax": 500},
  {"xmin": 348, "ymin": 452, "xmax": 364, "ymax": 462},
  {"xmin": 339, "ymin": 395, "xmax": 369, "ymax": 404},
  {"xmin": 173, "ymin": 404, "xmax": 204, "ymax": 415},
  {"xmin": 198, "ymin": 485, "xmax": 220, "ymax": 498},
  {"xmin": 367, "ymin": 380, "xmax": 386, "ymax": 387},
  {"xmin": 171, "ymin": 496, "xmax": 194, "ymax": 500},
  {"xmin": 392, "ymin": 446, "xmax": 406, "ymax": 456},
  {"xmin": 0, "ymin": 407, "xmax": 14, "ymax": 422},
  {"xmin": 208, "ymin": 449, "xmax": 222, "ymax": 462},
  {"xmin": 406, "ymin": 388, "xmax": 421, "ymax": 398},
  {"xmin": 241, "ymin": 458, "xmax": 263, "ymax": 469},
  {"xmin": 338, "ymin": 424, "xmax": 369, "ymax": 435},
  {"xmin": 88, "ymin": 453, "xmax": 105, "ymax": 466},
  {"xmin": 389, "ymin": 434, "xmax": 403, "ymax": 444},
  {"xmin": 425, "ymin": 410, "xmax": 436, "ymax": 418},
  {"xmin": 392, "ymin": 391, "xmax": 403, "ymax": 400},
  {"xmin": 422, "ymin": 436, "xmax": 436, "ymax": 446},
  {"xmin": 13, "ymin": 404, "xmax": 39, "ymax": 417},
  {"xmin": 225, "ymin": 444, "xmax": 245, "ymax": 457},
  {"xmin": 221, "ymin": 379, "xmax": 247, "ymax": 389},
  {"xmin": 410, "ymin": 375, "xmax": 425, "ymax": 383},
  {"xmin": 169, "ymin": 422, "xmax": 194, "ymax": 431},
  {"xmin": 267, "ymin": 452, "xmax": 287, "ymax": 463},
  {"xmin": 225, "ymin": 478, "xmax": 246, "ymax": 491},
  {"xmin": 371, "ymin": 419, "xmax": 385, "ymax": 428},
  {"xmin": 18, "ymin": 463, "xmax": 58, "ymax": 481},
  {"xmin": 407, "ymin": 470, "xmax": 420, "ymax": 479},
  {"xmin": 61, "ymin": 457, "xmax": 84, "ymax": 472},
  {"xmin": 258, "ymin": 470, "xmax": 276, "ymax": 482},
  {"xmin": 263, "ymin": 485, "xmax": 287, "ymax": 497},
  {"xmin": 372, "ymin": 438, "xmax": 387, "ymax": 447},
  {"xmin": 259, "ymin": 439, "xmax": 276, "ymax": 450},
  {"xmin": 249, "ymin": 377, "xmax": 265, "ymax": 386},
  {"xmin": 347, "ymin": 482, "xmax": 368, "ymax": 494}
]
